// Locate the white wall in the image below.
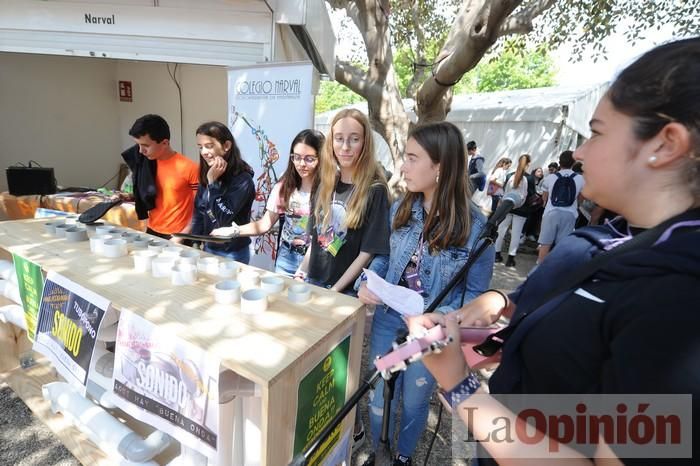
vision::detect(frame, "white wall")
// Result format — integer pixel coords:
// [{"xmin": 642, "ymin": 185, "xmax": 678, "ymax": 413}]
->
[
  {"xmin": 0, "ymin": 52, "xmax": 229, "ymax": 192},
  {"xmin": 116, "ymin": 61, "xmax": 227, "ymax": 158},
  {"xmin": 0, "ymin": 52, "xmax": 121, "ymax": 192}
]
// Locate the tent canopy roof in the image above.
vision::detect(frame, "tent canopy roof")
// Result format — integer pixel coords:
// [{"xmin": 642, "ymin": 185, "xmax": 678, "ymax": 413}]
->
[{"xmin": 316, "ymin": 83, "xmax": 607, "ymax": 138}]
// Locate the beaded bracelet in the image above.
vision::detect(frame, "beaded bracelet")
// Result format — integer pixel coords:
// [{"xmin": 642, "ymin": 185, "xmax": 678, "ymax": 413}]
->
[
  {"xmin": 485, "ymin": 288, "xmax": 509, "ymax": 309},
  {"xmin": 444, "ymin": 372, "xmax": 481, "ymax": 408}
]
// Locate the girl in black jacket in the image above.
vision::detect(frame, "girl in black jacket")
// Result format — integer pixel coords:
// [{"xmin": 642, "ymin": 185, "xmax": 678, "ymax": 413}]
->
[{"xmin": 191, "ymin": 121, "xmax": 255, "ymax": 263}]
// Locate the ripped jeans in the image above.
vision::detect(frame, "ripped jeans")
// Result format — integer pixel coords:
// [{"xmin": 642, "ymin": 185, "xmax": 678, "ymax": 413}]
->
[{"xmin": 368, "ymin": 307, "xmax": 436, "ymax": 457}]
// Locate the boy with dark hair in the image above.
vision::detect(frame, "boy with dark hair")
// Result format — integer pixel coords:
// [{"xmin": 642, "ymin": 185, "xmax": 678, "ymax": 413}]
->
[
  {"xmin": 467, "ymin": 140, "xmax": 486, "ymax": 192},
  {"xmin": 536, "ymin": 150, "xmax": 585, "ymax": 264},
  {"xmin": 127, "ymin": 114, "xmax": 198, "ymax": 240}
]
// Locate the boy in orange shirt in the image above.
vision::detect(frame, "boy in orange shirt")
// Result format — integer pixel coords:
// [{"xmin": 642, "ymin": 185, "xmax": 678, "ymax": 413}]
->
[{"xmin": 128, "ymin": 114, "xmax": 198, "ymax": 240}]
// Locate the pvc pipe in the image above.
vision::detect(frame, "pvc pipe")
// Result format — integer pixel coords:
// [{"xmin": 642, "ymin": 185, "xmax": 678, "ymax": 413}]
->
[
  {"xmin": 97, "ymin": 321, "xmax": 119, "ymax": 342},
  {"xmin": 0, "ymin": 304, "xmax": 27, "ymax": 330},
  {"xmin": 42, "ymin": 382, "xmax": 171, "ymax": 464},
  {"xmin": 2, "ymin": 280, "xmax": 22, "ymax": 305},
  {"xmin": 0, "ymin": 260, "xmax": 13, "ymax": 280},
  {"xmin": 218, "ymin": 397, "xmax": 235, "ymax": 466}
]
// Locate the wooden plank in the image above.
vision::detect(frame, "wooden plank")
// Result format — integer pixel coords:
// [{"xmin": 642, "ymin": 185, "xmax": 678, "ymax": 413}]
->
[
  {"xmin": 0, "ymin": 293, "xmax": 33, "ymax": 373},
  {"xmin": 0, "ymin": 358, "xmax": 112, "ymax": 466},
  {"xmin": 0, "ymin": 219, "xmax": 365, "ymax": 387}
]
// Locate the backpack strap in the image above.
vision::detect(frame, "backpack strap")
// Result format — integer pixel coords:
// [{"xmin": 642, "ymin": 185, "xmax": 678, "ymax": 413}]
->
[{"xmin": 474, "ymin": 217, "xmax": 675, "ymax": 357}]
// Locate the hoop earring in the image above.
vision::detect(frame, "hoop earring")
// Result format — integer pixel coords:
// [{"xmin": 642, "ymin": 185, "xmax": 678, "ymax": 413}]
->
[{"xmin": 435, "ymin": 172, "xmax": 440, "ymax": 184}]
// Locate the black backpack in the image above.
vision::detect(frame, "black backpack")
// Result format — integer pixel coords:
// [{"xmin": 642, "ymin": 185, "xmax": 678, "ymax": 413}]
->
[{"xmin": 550, "ymin": 172, "xmax": 578, "ymax": 207}]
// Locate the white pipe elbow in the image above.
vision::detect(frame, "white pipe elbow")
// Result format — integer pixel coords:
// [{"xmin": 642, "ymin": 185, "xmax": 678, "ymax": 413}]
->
[
  {"xmin": 0, "ymin": 304, "xmax": 27, "ymax": 330},
  {"xmin": 42, "ymin": 382, "xmax": 171, "ymax": 464}
]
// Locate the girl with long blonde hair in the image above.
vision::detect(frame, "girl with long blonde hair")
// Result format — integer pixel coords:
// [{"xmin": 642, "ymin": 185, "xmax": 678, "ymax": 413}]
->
[{"xmin": 295, "ymin": 109, "xmax": 390, "ymax": 293}]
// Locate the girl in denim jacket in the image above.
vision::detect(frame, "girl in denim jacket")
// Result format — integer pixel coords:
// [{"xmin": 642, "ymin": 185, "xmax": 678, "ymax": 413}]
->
[{"xmin": 358, "ymin": 122, "xmax": 494, "ymax": 465}]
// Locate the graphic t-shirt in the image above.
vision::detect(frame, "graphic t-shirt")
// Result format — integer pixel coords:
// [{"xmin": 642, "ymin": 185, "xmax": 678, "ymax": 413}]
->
[
  {"xmin": 265, "ymin": 182, "xmax": 311, "ymax": 247},
  {"xmin": 308, "ymin": 181, "xmax": 390, "ymax": 291}
]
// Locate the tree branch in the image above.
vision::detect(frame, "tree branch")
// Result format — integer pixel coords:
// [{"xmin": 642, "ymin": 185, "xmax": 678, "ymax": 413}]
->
[
  {"xmin": 334, "ymin": 60, "xmax": 376, "ymax": 99},
  {"xmin": 405, "ymin": 0, "xmax": 429, "ymax": 97},
  {"xmin": 497, "ymin": 0, "xmax": 556, "ymax": 38}
]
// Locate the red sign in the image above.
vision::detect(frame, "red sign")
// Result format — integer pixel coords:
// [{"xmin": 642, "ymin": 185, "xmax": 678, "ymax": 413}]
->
[{"xmin": 119, "ymin": 80, "xmax": 133, "ymax": 102}]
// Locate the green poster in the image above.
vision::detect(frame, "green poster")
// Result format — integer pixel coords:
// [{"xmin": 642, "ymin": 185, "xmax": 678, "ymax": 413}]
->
[
  {"xmin": 294, "ymin": 335, "xmax": 351, "ymax": 466},
  {"xmin": 12, "ymin": 253, "xmax": 44, "ymax": 341}
]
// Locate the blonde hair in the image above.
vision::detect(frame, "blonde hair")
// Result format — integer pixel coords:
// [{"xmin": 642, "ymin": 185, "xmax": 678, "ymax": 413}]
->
[{"xmin": 314, "ymin": 109, "xmax": 387, "ymax": 230}]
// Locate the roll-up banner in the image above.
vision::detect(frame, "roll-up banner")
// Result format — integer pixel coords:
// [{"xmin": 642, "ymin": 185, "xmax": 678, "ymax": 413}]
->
[{"xmin": 228, "ymin": 62, "xmax": 315, "ymax": 270}]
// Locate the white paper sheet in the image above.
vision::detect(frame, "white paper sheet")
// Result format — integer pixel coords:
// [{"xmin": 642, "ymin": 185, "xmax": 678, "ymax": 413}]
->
[{"xmin": 363, "ymin": 268, "xmax": 424, "ymax": 317}]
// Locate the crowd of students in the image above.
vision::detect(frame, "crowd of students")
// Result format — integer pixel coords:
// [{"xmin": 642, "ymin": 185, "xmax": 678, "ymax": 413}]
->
[{"xmin": 124, "ymin": 37, "xmax": 699, "ymax": 465}]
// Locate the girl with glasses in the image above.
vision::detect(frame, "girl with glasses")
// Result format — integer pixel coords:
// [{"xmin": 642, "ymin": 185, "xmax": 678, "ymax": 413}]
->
[
  {"xmin": 217, "ymin": 129, "xmax": 324, "ymax": 275},
  {"xmin": 295, "ymin": 109, "xmax": 391, "ymax": 294},
  {"xmin": 191, "ymin": 121, "xmax": 255, "ymax": 263}
]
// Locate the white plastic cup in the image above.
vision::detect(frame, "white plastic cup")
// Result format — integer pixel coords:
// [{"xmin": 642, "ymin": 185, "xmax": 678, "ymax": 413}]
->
[
  {"xmin": 96, "ymin": 225, "xmax": 117, "ymax": 236},
  {"xmin": 148, "ymin": 239, "xmax": 166, "ymax": 252},
  {"xmin": 84, "ymin": 221, "xmax": 103, "ymax": 233},
  {"xmin": 64, "ymin": 215, "xmax": 79, "ymax": 225},
  {"xmin": 171, "ymin": 262, "xmax": 197, "ymax": 286},
  {"xmin": 288, "ymin": 284, "xmax": 312, "ymax": 303},
  {"xmin": 178, "ymin": 249, "xmax": 201, "ymax": 264},
  {"xmin": 218, "ymin": 260, "xmax": 239, "ymax": 278},
  {"xmin": 64, "ymin": 227, "xmax": 88, "ymax": 242},
  {"xmin": 121, "ymin": 232, "xmax": 139, "ymax": 243},
  {"xmin": 132, "ymin": 250, "xmax": 158, "ymax": 273},
  {"xmin": 89, "ymin": 234, "xmax": 113, "ymax": 254},
  {"xmin": 214, "ymin": 280, "xmax": 241, "ymax": 305},
  {"xmin": 43, "ymin": 220, "xmax": 63, "ymax": 235},
  {"xmin": 260, "ymin": 276, "xmax": 285, "ymax": 294},
  {"xmin": 241, "ymin": 289, "xmax": 268, "ymax": 314},
  {"xmin": 54, "ymin": 224, "xmax": 71, "ymax": 237},
  {"xmin": 238, "ymin": 270, "xmax": 260, "ymax": 290},
  {"xmin": 101, "ymin": 238, "xmax": 128, "ymax": 258},
  {"xmin": 131, "ymin": 236, "xmax": 149, "ymax": 249},
  {"xmin": 161, "ymin": 246, "xmax": 183, "ymax": 258},
  {"xmin": 197, "ymin": 257, "xmax": 220, "ymax": 275},
  {"xmin": 152, "ymin": 256, "xmax": 176, "ymax": 278}
]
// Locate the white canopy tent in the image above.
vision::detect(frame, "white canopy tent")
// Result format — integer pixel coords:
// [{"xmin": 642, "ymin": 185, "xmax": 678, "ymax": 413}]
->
[{"xmin": 315, "ymin": 84, "xmax": 607, "ymax": 202}]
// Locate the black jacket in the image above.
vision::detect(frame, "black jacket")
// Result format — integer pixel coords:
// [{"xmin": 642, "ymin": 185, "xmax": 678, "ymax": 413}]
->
[
  {"xmin": 191, "ymin": 169, "xmax": 255, "ymax": 254},
  {"xmin": 120, "ymin": 144, "xmax": 156, "ymax": 220}
]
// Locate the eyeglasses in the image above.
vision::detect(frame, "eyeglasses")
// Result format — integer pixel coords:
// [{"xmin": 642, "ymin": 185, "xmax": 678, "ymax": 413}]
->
[
  {"xmin": 292, "ymin": 153, "xmax": 319, "ymax": 164},
  {"xmin": 333, "ymin": 136, "xmax": 363, "ymax": 147}
]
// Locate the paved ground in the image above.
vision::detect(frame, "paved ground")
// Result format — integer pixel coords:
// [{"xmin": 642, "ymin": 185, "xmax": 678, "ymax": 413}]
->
[{"xmin": 0, "ymin": 240, "xmax": 537, "ymax": 466}]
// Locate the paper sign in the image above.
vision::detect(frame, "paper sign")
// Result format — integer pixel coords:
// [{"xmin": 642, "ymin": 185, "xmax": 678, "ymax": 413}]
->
[
  {"xmin": 12, "ymin": 253, "xmax": 44, "ymax": 341},
  {"xmin": 33, "ymin": 272, "xmax": 108, "ymax": 395},
  {"xmin": 364, "ymin": 268, "xmax": 424, "ymax": 317},
  {"xmin": 294, "ymin": 335, "xmax": 351, "ymax": 466},
  {"xmin": 112, "ymin": 310, "xmax": 220, "ymax": 459}
]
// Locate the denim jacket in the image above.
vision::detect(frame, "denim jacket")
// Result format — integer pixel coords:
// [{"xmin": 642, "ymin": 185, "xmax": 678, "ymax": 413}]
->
[{"xmin": 361, "ymin": 196, "xmax": 495, "ymax": 313}]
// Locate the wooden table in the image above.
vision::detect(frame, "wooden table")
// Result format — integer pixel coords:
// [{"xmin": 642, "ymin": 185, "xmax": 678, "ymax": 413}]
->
[
  {"xmin": 0, "ymin": 219, "xmax": 366, "ymax": 465},
  {"xmin": 0, "ymin": 192, "xmax": 147, "ymax": 231}
]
